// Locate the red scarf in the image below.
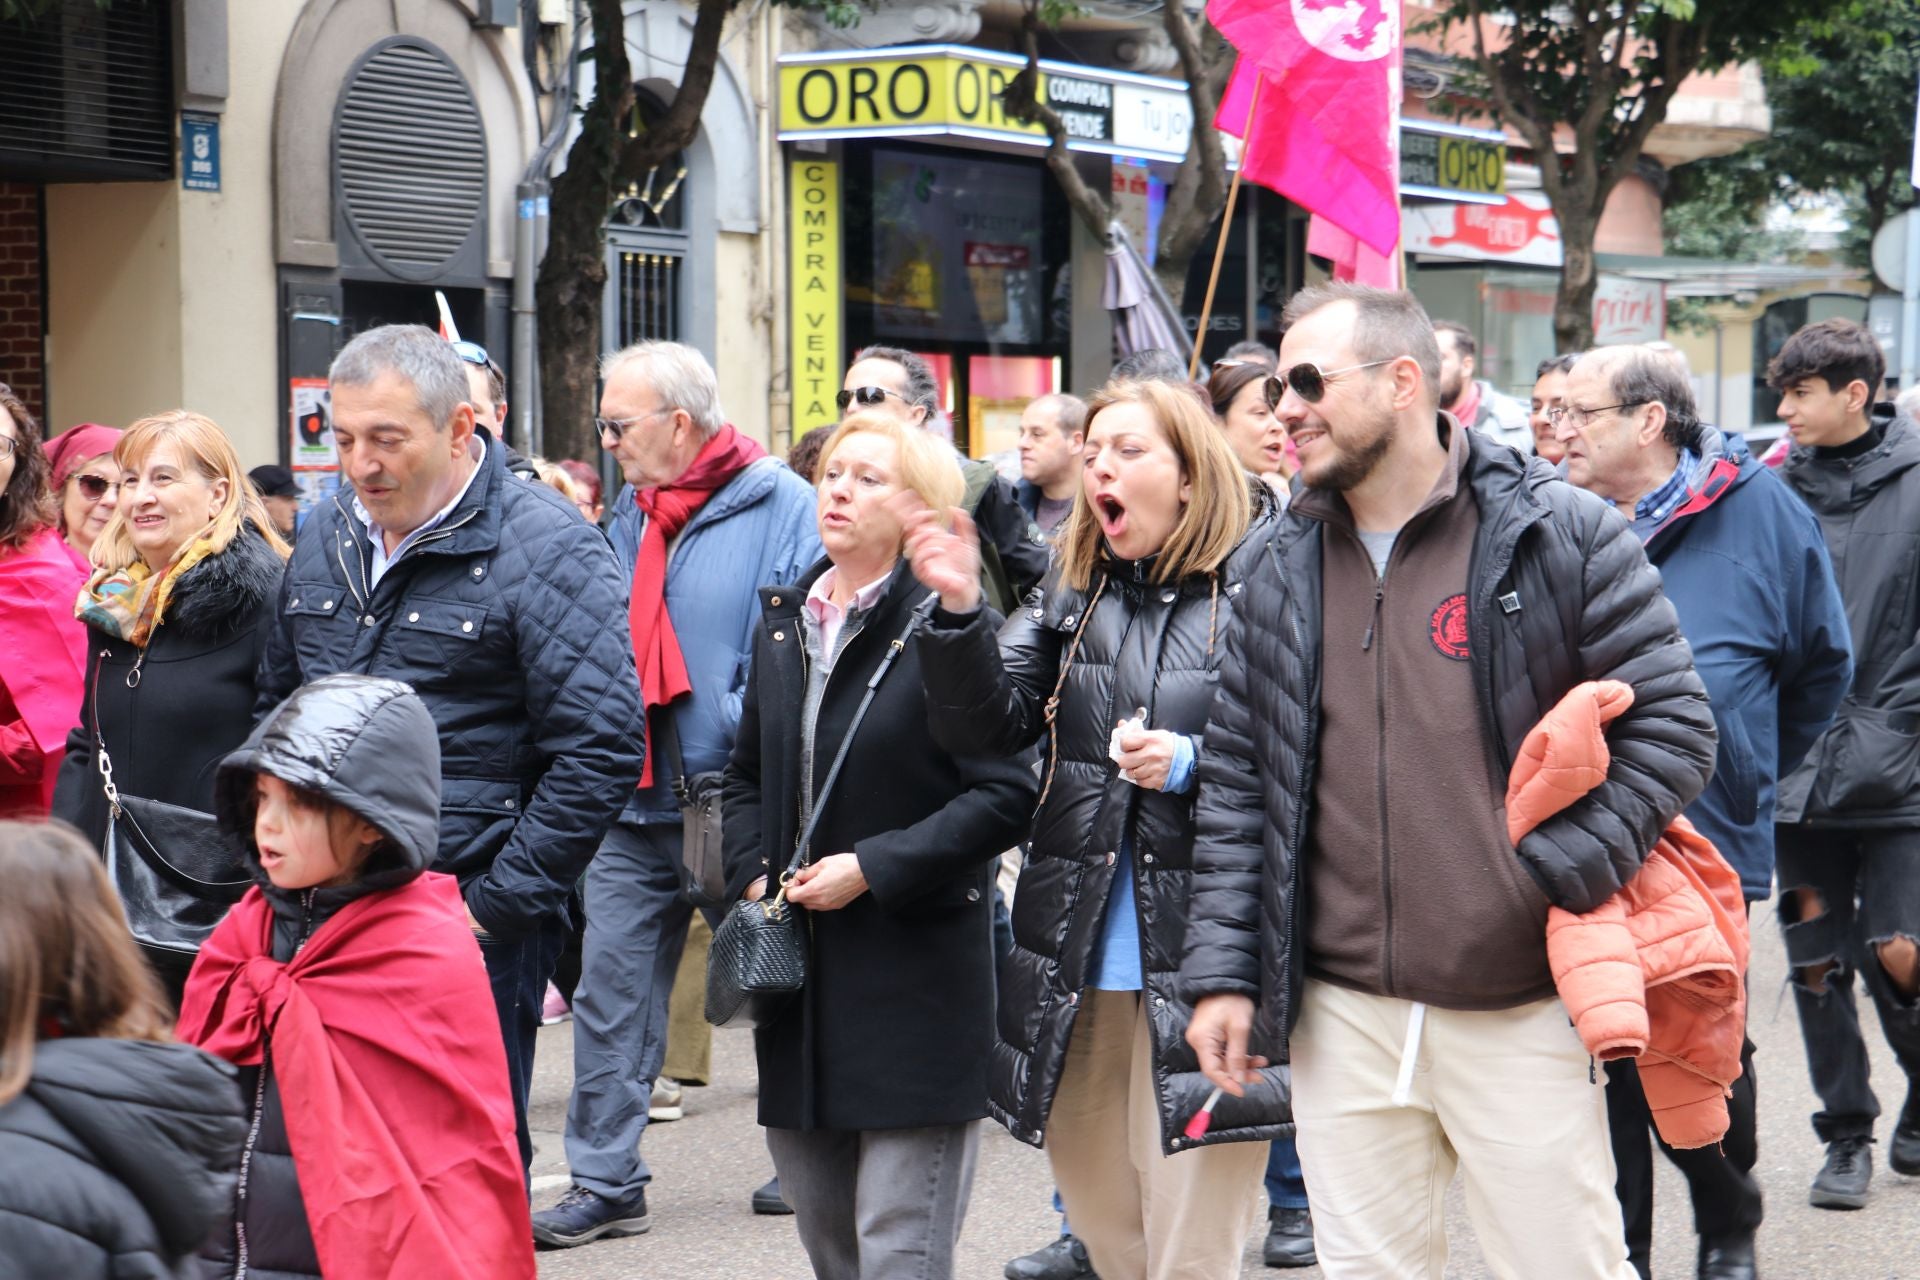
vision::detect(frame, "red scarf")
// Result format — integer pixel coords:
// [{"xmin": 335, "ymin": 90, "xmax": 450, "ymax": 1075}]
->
[
  {"xmin": 630, "ymin": 423, "xmax": 766, "ymax": 787},
  {"xmin": 177, "ymin": 874, "xmax": 535, "ymax": 1280},
  {"xmin": 1450, "ymin": 377, "xmax": 1484, "ymax": 429}
]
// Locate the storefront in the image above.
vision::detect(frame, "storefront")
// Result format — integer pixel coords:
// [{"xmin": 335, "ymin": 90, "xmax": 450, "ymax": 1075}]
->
[{"xmin": 778, "ymin": 44, "xmax": 1193, "ymax": 451}]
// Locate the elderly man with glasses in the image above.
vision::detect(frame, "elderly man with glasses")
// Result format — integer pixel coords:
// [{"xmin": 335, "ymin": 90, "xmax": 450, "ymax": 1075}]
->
[
  {"xmin": 531, "ymin": 340, "xmax": 821, "ymax": 1249},
  {"xmin": 1558, "ymin": 345, "xmax": 1850, "ymax": 1280}
]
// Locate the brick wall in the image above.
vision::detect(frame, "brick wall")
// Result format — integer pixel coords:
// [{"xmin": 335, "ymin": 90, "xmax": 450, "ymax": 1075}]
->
[{"xmin": 0, "ymin": 182, "xmax": 44, "ymax": 424}]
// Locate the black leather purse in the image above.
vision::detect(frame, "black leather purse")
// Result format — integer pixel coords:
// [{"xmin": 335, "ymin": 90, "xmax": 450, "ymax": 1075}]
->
[{"xmin": 706, "ymin": 595, "xmax": 934, "ymax": 1030}]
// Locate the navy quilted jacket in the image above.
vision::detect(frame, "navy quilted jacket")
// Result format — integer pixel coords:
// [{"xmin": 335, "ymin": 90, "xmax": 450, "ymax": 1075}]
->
[{"xmin": 254, "ymin": 431, "xmax": 644, "ymax": 938}]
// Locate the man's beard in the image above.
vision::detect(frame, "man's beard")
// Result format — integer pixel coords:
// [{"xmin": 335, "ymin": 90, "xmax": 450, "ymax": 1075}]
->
[
  {"xmin": 1439, "ymin": 369, "xmax": 1465, "ymax": 407},
  {"xmin": 1300, "ymin": 412, "xmax": 1394, "ymax": 493}
]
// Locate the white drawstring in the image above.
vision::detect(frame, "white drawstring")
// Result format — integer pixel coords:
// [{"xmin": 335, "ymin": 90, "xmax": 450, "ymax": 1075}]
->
[{"xmin": 1391, "ymin": 1001, "xmax": 1427, "ymax": 1107}]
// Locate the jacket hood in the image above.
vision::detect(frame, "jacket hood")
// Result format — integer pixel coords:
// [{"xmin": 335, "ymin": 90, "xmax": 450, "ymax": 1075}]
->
[
  {"xmin": 25, "ymin": 1037, "xmax": 243, "ymax": 1256},
  {"xmin": 215, "ymin": 674, "xmax": 442, "ymax": 898},
  {"xmin": 1782, "ymin": 404, "xmax": 1920, "ymax": 514},
  {"xmin": 163, "ymin": 520, "xmax": 287, "ymax": 640}
]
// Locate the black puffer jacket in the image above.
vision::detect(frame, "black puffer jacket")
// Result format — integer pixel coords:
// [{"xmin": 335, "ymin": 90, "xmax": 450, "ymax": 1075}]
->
[
  {"xmin": 0, "ymin": 1037, "xmax": 246, "ymax": 1278},
  {"xmin": 920, "ymin": 483, "xmax": 1289, "ymax": 1155},
  {"xmin": 195, "ymin": 674, "xmax": 441, "ymax": 1280},
  {"xmin": 1177, "ymin": 429, "xmax": 1716, "ymax": 1060},
  {"xmin": 1775, "ymin": 407, "xmax": 1920, "ymax": 828},
  {"xmin": 254, "ymin": 429, "xmax": 643, "ymax": 939}
]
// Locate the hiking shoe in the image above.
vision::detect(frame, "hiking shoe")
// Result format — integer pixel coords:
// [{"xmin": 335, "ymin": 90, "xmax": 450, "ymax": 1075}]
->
[
  {"xmin": 649, "ymin": 1077, "xmax": 684, "ymax": 1122},
  {"xmin": 1697, "ymin": 1232, "xmax": 1757, "ymax": 1280},
  {"xmin": 1263, "ymin": 1206, "xmax": 1317, "ymax": 1268},
  {"xmin": 1004, "ymin": 1234, "xmax": 1097, "ymax": 1279},
  {"xmin": 1892, "ymin": 1087, "xmax": 1920, "ymax": 1176},
  {"xmin": 1809, "ymin": 1136, "xmax": 1872, "ymax": 1209},
  {"xmin": 531, "ymin": 1185, "xmax": 649, "ymax": 1247},
  {"xmin": 752, "ymin": 1175, "xmax": 794, "ymax": 1215}
]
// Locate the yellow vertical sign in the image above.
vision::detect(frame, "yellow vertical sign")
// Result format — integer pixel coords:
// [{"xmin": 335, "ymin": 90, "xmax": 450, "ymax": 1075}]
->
[{"xmin": 789, "ymin": 158, "xmax": 842, "ymax": 436}]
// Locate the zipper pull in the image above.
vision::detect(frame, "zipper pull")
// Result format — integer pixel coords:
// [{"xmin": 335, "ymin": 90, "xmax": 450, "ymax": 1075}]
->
[{"xmin": 1361, "ymin": 581, "xmax": 1384, "ymax": 652}]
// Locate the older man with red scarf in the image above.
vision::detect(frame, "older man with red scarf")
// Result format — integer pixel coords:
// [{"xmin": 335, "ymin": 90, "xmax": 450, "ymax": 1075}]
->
[{"xmin": 533, "ymin": 340, "xmax": 822, "ymax": 1249}]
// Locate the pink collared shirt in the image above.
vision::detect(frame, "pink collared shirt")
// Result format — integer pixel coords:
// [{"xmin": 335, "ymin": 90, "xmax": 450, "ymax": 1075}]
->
[{"xmin": 804, "ymin": 565, "xmax": 892, "ymax": 662}]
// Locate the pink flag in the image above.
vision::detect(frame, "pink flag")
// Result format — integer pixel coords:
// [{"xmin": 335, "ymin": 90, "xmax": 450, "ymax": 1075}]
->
[
  {"xmin": 1307, "ymin": 214, "xmax": 1400, "ymax": 288},
  {"xmin": 1210, "ymin": 0, "xmax": 1401, "ymax": 258}
]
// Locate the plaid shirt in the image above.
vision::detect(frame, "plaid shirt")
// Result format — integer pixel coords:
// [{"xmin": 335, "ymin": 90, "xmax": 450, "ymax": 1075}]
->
[{"xmin": 1632, "ymin": 448, "xmax": 1698, "ymax": 540}]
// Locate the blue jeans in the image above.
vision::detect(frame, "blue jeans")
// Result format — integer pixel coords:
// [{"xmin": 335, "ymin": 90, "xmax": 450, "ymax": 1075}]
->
[
  {"xmin": 564, "ymin": 820, "xmax": 692, "ymax": 1199},
  {"xmin": 1266, "ymin": 1136, "xmax": 1309, "ymax": 1211},
  {"xmin": 480, "ymin": 911, "xmax": 570, "ymax": 1180}
]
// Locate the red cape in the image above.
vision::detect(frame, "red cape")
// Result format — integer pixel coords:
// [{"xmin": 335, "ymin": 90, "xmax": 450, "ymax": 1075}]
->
[
  {"xmin": 0, "ymin": 528, "xmax": 88, "ymax": 812},
  {"xmin": 177, "ymin": 873, "xmax": 536, "ymax": 1280}
]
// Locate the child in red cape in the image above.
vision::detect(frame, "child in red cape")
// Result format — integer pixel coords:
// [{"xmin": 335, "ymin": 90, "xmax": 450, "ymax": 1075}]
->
[{"xmin": 176, "ymin": 673, "xmax": 535, "ymax": 1279}]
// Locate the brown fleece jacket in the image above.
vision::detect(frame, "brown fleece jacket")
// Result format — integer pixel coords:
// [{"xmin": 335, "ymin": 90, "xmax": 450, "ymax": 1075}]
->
[{"xmin": 1295, "ymin": 418, "xmax": 1556, "ymax": 1010}]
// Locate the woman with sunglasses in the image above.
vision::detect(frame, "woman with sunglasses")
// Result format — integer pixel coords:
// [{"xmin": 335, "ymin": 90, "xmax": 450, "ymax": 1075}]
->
[
  {"xmin": 901, "ymin": 378, "xmax": 1290, "ymax": 1280},
  {"xmin": 42, "ymin": 423, "xmax": 124, "ymax": 569},
  {"xmin": 0, "ymin": 384, "xmax": 90, "ymax": 818}
]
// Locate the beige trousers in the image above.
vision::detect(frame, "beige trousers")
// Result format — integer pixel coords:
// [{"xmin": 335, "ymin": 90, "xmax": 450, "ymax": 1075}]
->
[
  {"xmin": 1291, "ymin": 979, "xmax": 1640, "ymax": 1280},
  {"xmin": 1046, "ymin": 989, "xmax": 1266, "ymax": 1280}
]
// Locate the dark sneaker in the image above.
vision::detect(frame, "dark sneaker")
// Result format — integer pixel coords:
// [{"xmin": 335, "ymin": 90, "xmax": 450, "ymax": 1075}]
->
[
  {"xmin": 1004, "ymin": 1234, "xmax": 1097, "ymax": 1280},
  {"xmin": 1263, "ymin": 1206, "xmax": 1317, "ymax": 1268},
  {"xmin": 1891, "ymin": 1088, "xmax": 1920, "ymax": 1177},
  {"xmin": 1809, "ymin": 1136, "xmax": 1872, "ymax": 1209},
  {"xmin": 751, "ymin": 1175, "xmax": 794, "ymax": 1216},
  {"xmin": 1697, "ymin": 1232, "xmax": 1757, "ymax": 1280},
  {"xmin": 531, "ymin": 1185, "xmax": 650, "ymax": 1247}
]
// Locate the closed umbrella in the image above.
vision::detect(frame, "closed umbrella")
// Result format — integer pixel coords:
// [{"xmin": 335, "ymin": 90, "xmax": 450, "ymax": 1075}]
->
[{"xmin": 1103, "ymin": 220, "xmax": 1193, "ymax": 364}]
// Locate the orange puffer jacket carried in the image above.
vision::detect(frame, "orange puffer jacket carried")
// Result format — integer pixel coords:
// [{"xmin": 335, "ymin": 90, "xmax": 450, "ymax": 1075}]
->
[{"xmin": 1505, "ymin": 680, "xmax": 1750, "ymax": 1150}]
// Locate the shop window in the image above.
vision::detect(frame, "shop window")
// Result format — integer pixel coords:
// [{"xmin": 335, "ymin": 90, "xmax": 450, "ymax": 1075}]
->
[{"xmin": 605, "ymin": 93, "xmax": 687, "ymax": 347}]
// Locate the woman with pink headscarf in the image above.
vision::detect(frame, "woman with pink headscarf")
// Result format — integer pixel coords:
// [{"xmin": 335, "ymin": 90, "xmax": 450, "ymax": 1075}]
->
[{"xmin": 41, "ymin": 422, "xmax": 123, "ymax": 570}]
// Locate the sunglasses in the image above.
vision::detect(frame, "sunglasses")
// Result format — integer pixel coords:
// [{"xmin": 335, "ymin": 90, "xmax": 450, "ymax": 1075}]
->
[
  {"xmin": 1263, "ymin": 359, "xmax": 1397, "ymax": 408},
  {"xmin": 71, "ymin": 473, "xmax": 119, "ymax": 500},
  {"xmin": 835, "ymin": 385, "xmax": 912, "ymax": 414},
  {"xmin": 450, "ymin": 340, "xmax": 490, "ymax": 367},
  {"xmin": 595, "ymin": 406, "xmax": 673, "ymax": 443}
]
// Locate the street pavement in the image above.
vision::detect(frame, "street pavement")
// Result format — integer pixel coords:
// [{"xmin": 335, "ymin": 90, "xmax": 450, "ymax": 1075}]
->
[{"xmin": 531, "ymin": 904, "xmax": 1920, "ymax": 1279}]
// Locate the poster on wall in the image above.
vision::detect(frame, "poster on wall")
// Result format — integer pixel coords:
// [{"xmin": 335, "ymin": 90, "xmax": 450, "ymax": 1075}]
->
[{"xmin": 289, "ymin": 377, "xmax": 336, "ymax": 473}]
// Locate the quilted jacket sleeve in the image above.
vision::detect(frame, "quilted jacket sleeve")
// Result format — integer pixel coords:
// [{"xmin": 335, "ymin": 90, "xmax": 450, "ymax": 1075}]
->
[
  {"xmin": 252, "ymin": 563, "xmax": 301, "ymax": 722},
  {"xmin": 1515, "ymin": 503, "xmax": 1718, "ymax": 913},
  {"xmin": 1178, "ymin": 601, "xmax": 1268, "ymax": 1003},
  {"xmin": 465, "ymin": 517, "xmax": 644, "ymax": 936},
  {"xmin": 918, "ymin": 594, "xmax": 1061, "ymax": 759}
]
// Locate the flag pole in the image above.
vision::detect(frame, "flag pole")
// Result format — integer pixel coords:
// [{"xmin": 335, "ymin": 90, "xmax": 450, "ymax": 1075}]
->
[{"xmin": 1187, "ymin": 75, "xmax": 1262, "ymax": 381}]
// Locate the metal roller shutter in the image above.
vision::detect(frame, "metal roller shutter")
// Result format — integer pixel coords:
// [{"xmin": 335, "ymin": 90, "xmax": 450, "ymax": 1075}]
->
[{"xmin": 0, "ymin": 0, "xmax": 172, "ymax": 182}]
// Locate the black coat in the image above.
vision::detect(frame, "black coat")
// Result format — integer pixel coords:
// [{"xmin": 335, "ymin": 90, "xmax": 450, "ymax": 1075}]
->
[
  {"xmin": 254, "ymin": 430, "xmax": 644, "ymax": 939},
  {"xmin": 195, "ymin": 675, "xmax": 442, "ymax": 1280},
  {"xmin": 51, "ymin": 524, "xmax": 286, "ymax": 996},
  {"xmin": 1776, "ymin": 407, "xmax": 1920, "ymax": 828},
  {"xmin": 1177, "ymin": 429, "xmax": 1717, "ymax": 1061},
  {"xmin": 0, "ymin": 1037, "xmax": 246, "ymax": 1278},
  {"xmin": 721, "ymin": 560, "xmax": 1038, "ymax": 1132},
  {"xmin": 917, "ymin": 484, "xmax": 1290, "ymax": 1156}
]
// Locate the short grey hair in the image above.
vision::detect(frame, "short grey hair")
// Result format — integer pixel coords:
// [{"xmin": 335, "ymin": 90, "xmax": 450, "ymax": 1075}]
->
[
  {"xmin": 329, "ymin": 324, "xmax": 471, "ymax": 430},
  {"xmin": 1895, "ymin": 382, "xmax": 1920, "ymax": 423},
  {"xmin": 601, "ymin": 340, "xmax": 725, "ymax": 440},
  {"xmin": 1581, "ymin": 345, "xmax": 1700, "ymax": 450},
  {"xmin": 1282, "ymin": 283, "xmax": 1443, "ymax": 405}
]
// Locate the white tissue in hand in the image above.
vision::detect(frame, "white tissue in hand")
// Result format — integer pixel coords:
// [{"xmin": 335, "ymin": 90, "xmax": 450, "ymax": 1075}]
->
[{"xmin": 1109, "ymin": 714, "xmax": 1147, "ymax": 768}]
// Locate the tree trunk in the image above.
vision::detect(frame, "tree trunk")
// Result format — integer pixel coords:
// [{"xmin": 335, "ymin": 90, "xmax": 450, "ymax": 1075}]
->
[{"xmin": 1554, "ymin": 206, "xmax": 1600, "ymax": 351}]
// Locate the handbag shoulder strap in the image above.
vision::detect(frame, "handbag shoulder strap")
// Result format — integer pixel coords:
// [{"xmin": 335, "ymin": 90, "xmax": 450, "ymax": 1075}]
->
[
  {"xmin": 655, "ymin": 702, "xmax": 691, "ymax": 796},
  {"xmin": 780, "ymin": 592, "xmax": 937, "ymax": 883}
]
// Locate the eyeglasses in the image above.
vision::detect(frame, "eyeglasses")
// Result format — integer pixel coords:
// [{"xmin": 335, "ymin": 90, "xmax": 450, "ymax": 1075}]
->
[
  {"xmin": 835, "ymin": 385, "xmax": 912, "ymax": 414},
  {"xmin": 72, "ymin": 473, "xmax": 119, "ymax": 500},
  {"xmin": 1264, "ymin": 359, "xmax": 1397, "ymax": 408},
  {"xmin": 0, "ymin": 435, "xmax": 15, "ymax": 460},
  {"xmin": 595, "ymin": 406, "xmax": 673, "ymax": 443},
  {"xmin": 1548, "ymin": 401, "xmax": 1645, "ymax": 430},
  {"xmin": 450, "ymin": 340, "xmax": 490, "ymax": 367}
]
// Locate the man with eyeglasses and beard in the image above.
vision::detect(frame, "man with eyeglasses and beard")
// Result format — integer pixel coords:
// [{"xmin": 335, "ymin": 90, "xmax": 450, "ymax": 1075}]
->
[
  {"xmin": 531, "ymin": 339, "xmax": 820, "ymax": 1249},
  {"xmin": 1180, "ymin": 284, "xmax": 1717, "ymax": 1279},
  {"xmin": 841, "ymin": 347, "xmax": 1048, "ymax": 614},
  {"xmin": 1556, "ymin": 345, "xmax": 1849, "ymax": 1280}
]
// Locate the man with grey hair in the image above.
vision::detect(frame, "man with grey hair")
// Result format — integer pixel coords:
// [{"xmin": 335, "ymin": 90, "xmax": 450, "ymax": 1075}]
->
[
  {"xmin": 1560, "ymin": 344, "xmax": 1850, "ymax": 1280},
  {"xmin": 533, "ymin": 339, "xmax": 820, "ymax": 1248},
  {"xmin": 1181, "ymin": 285, "xmax": 1715, "ymax": 1278},
  {"xmin": 255, "ymin": 323, "xmax": 645, "ymax": 1183}
]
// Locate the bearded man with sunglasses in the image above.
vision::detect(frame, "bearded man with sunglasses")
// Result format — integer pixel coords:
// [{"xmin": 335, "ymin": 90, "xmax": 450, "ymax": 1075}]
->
[{"xmin": 1180, "ymin": 284, "xmax": 1716, "ymax": 1280}]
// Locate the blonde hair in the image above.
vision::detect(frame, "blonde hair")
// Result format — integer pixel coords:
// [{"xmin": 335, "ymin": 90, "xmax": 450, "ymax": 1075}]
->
[
  {"xmin": 0, "ymin": 821, "xmax": 174, "ymax": 1106},
  {"xmin": 529, "ymin": 456, "xmax": 580, "ymax": 504},
  {"xmin": 816, "ymin": 411, "xmax": 966, "ymax": 532},
  {"xmin": 1055, "ymin": 378, "xmax": 1252, "ymax": 592},
  {"xmin": 93, "ymin": 411, "xmax": 292, "ymax": 571}
]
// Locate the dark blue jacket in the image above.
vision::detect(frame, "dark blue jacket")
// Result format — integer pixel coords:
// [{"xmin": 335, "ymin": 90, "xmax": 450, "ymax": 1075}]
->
[
  {"xmin": 255, "ymin": 430, "xmax": 644, "ymax": 938},
  {"xmin": 605, "ymin": 456, "xmax": 822, "ymax": 825},
  {"xmin": 1643, "ymin": 427, "xmax": 1852, "ymax": 898}
]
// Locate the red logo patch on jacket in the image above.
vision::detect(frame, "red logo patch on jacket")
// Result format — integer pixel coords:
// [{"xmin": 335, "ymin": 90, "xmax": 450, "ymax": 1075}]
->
[{"xmin": 1429, "ymin": 594, "xmax": 1469, "ymax": 660}]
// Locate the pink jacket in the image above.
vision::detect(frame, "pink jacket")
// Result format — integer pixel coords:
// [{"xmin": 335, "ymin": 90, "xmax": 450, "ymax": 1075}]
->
[{"xmin": 1506, "ymin": 681, "xmax": 1750, "ymax": 1149}]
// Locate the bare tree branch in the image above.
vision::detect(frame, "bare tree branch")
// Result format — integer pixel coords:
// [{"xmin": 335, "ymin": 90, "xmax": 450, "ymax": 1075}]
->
[{"xmin": 1002, "ymin": 1, "xmax": 1113, "ymax": 243}]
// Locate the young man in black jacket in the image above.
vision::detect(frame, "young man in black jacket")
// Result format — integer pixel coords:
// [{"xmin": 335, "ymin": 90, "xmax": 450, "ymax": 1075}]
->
[
  {"xmin": 1181, "ymin": 284, "xmax": 1715, "ymax": 1279},
  {"xmin": 1768, "ymin": 318, "xmax": 1920, "ymax": 1210}
]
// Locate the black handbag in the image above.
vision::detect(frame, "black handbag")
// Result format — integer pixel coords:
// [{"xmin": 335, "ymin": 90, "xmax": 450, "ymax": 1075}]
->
[
  {"xmin": 706, "ymin": 594, "xmax": 934, "ymax": 1030},
  {"xmin": 93, "ymin": 660, "xmax": 251, "ymax": 957},
  {"xmin": 659, "ymin": 710, "xmax": 730, "ymax": 911}
]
